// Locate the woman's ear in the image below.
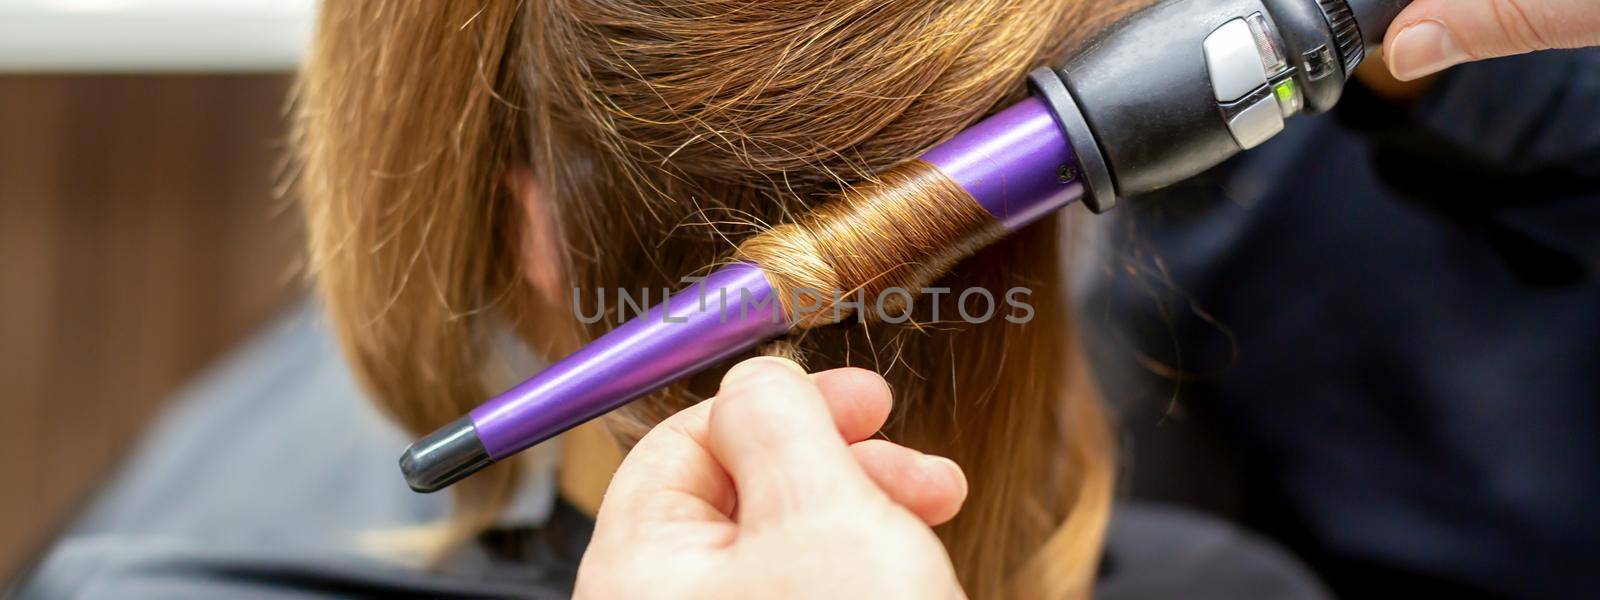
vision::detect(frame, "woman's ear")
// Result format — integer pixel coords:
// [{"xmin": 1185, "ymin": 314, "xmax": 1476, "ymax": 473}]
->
[{"xmin": 508, "ymin": 166, "xmax": 565, "ymax": 306}]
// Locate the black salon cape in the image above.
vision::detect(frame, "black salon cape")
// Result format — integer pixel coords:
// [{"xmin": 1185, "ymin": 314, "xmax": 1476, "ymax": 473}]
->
[
  {"xmin": 1081, "ymin": 49, "xmax": 1600, "ymax": 599},
  {"xmin": 13, "ymin": 306, "xmax": 1328, "ymax": 599}
]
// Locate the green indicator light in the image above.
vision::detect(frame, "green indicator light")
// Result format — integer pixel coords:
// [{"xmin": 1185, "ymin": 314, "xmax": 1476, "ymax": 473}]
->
[
  {"xmin": 1273, "ymin": 79, "xmax": 1302, "ymax": 117},
  {"xmin": 1275, "ymin": 80, "xmax": 1295, "ymax": 103}
]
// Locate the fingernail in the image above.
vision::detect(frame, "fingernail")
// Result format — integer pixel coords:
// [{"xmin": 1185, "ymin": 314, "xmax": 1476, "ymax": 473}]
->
[
  {"xmin": 922, "ymin": 455, "xmax": 968, "ymax": 499},
  {"xmin": 1387, "ymin": 20, "xmax": 1467, "ymax": 81},
  {"xmin": 722, "ymin": 356, "xmax": 806, "ymax": 387}
]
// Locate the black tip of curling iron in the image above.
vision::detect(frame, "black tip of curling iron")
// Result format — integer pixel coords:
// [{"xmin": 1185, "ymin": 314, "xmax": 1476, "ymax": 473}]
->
[{"xmin": 399, "ymin": 415, "xmax": 494, "ymax": 493}]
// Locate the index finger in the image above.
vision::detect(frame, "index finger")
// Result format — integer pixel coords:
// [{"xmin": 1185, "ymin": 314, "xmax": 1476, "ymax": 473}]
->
[
  {"xmin": 596, "ymin": 363, "xmax": 897, "ymax": 526},
  {"xmin": 598, "ymin": 398, "xmax": 734, "ymax": 526}
]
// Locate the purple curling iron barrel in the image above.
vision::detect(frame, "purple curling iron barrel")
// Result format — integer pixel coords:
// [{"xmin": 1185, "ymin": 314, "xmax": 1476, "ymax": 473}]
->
[{"xmin": 401, "ymin": 0, "xmax": 1410, "ymax": 492}]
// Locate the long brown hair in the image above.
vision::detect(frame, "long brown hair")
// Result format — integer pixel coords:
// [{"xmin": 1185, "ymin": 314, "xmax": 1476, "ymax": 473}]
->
[{"xmin": 296, "ymin": 1, "xmax": 1140, "ymax": 597}]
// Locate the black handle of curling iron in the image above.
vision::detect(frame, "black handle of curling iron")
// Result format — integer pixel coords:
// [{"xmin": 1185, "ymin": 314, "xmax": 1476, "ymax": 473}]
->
[{"xmin": 1032, "ymin": 0, "xmax": 1411, "ymax": 212}]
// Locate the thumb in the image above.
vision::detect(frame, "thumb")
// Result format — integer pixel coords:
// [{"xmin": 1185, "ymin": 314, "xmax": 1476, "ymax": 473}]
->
[
  {"xmin": 707, "ymin": 357, "xmax": 881, "ymax": 524},
  {"xmin": 1385, "ymin": 0, "xmax": 1600, "ymax": 81}
]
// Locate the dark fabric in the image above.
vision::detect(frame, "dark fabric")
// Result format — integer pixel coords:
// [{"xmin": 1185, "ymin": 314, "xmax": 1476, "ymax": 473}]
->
[
  {"xmin": 449, "ymin": 499, "xmax": 594, "ymax": 592},
  {"xmin": 16, "ymin": 502, "xmax": 592, "ymax": 600},
  {"xmin": 1098, "ymin": 504, "xmax": 1332, "ymax": 600},
  {"xmin": 22, "ymin": 498, "xmax": 1330, "ymax": 600},
  {"xmin": 1082, "ymin": 49, "xmax": 1600, "ymax": 600}
]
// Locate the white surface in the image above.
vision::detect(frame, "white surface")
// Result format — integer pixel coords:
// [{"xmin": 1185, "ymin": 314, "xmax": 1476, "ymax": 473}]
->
[
  {"xmin": 1203, "ymin": 18, "xmax": 1269, "ymax": 103},
  {"xmin": 0, "ymin": 0, "xmax": 315, "ymax": 72},
  {"xmin": 1227, "ymin": 96, "xmax": 1285, "ymax": 150}
]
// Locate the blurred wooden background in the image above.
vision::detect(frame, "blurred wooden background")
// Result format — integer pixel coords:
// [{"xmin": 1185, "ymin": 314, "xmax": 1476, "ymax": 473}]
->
[{"xmin": 0, "ymin": 74, "xmax": 303, "ymax": 580}]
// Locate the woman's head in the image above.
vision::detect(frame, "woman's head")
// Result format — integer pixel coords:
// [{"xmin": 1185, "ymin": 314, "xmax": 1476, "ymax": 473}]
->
[{"xmin": 297, "ymin": 1, "xmax": 1140, "ymax": 596}]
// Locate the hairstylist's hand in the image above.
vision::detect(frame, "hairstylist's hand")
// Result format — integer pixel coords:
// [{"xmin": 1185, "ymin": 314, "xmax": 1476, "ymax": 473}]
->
[
  {"xmin": 574, "ymin": 357, "xmax": 969, "ymax": 599},
  {"xmin": 1385, "ymin": 0, "xmax": 1600, "ymax": 80}
]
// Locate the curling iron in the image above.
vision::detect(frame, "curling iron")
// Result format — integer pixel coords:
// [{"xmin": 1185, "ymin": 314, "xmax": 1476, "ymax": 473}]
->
[{"xmin": 401, "ymin": 0, "xmax": 1411, "ymax": 492}]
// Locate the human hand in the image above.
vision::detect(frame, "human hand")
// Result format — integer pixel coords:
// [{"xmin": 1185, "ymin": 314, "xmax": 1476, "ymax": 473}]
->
[
  {"xmin": 574, "ymin": 357, "xmax": 970, "ymax": 599},
  {"xmin": 1385, "ymin": 0, "xmax": 1600, "ymax": 80}
]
